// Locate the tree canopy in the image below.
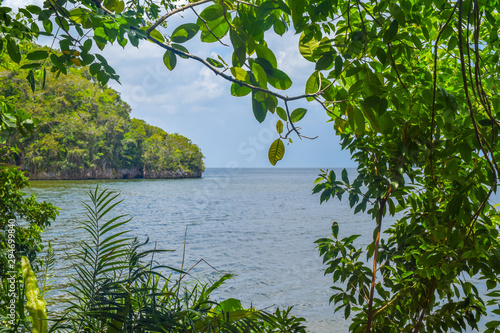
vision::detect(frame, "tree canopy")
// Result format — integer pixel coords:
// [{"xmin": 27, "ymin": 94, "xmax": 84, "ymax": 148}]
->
[{"xmin": 2, "ymin": 0, "xmax": 500, "ymax": 332}]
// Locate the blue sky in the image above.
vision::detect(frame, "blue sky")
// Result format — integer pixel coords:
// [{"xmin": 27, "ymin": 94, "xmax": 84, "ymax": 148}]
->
[{"xmin": 7, "ymin": 0, "xmax": 356, "ymax": 168}]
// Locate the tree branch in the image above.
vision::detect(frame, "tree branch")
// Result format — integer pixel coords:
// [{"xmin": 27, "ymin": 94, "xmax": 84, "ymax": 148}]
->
[
  {"xmin": 147, "ymin": 0, "xmax": 213, "ymax": 33},
  {"xmin": 366, "ymin": 186, "xmax": 392, "ymax": 333}
]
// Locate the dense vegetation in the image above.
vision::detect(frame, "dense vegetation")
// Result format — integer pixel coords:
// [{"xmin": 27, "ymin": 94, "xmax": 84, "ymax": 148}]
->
[
  {"xmin": 0, "ymin": 44, "xmax": 204, "ymax": 179},
  {"xmin": 2, "ymin": 0, "xmax": 500, "ymax": 332}
]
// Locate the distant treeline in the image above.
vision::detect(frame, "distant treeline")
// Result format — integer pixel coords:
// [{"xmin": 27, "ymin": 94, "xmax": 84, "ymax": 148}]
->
[{"xmin": 1, "ymin": 43, "xmax": 204, "ymax": 179}]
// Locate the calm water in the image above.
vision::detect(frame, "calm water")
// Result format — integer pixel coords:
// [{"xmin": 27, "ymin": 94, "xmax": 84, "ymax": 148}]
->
[
  {"xmin": 25, "ymin": 168, "xmax": 496, "ymax": 332},
  {"xmin": 28, "ymin": 168, "xmax": 364, "ymax": 332}
]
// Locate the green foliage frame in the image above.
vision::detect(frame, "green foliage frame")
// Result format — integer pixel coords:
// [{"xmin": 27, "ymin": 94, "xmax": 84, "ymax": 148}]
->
[{"xmin": 3, "ymin": 0, "xmax": 500, "ymax": 331}]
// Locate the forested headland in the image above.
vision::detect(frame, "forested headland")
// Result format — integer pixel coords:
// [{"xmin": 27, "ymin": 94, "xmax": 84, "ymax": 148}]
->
[{"xmin": 0, "ymin": 43, "xmax": 204, "ymax": 180}]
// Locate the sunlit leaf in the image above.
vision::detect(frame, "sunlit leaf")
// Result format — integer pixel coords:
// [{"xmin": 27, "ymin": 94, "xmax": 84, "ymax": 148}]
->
[{"xmin": 268, "ymin": 138, "xmax": 285, "ymax": 165}]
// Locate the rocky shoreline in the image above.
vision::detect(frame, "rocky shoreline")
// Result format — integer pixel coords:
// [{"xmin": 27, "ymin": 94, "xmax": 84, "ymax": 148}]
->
[{"xmin": 25, "ymin": 167, "xmax": 202, "ymax": 180}]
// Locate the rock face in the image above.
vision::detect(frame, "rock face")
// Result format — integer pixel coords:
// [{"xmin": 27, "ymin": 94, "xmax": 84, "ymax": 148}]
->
[{"xmin": 26, "ymin": 167, "xmax": 202, "ymax": 180}]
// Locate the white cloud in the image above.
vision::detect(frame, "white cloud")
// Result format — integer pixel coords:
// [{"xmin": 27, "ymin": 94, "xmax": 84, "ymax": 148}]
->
[{"xmin": 3, "ymin": 0, "xmax": 44, "ymax": 10}]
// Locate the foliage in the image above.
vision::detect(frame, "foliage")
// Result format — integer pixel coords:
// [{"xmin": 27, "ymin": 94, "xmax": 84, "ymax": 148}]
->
[
  {"xmin": 40, "ymin": 186, "xmax": 307, "ymax": 333},
  {"xmin": 0, "ymin": 145, "xmax": 58, "ymax": 330},
  {"xmin": 0, "ymin": 44, "xmax": 205, "ymax": 178},
  {"xmin": 3, "ymin": 0, "xmax": 500, "ymax": 331}
]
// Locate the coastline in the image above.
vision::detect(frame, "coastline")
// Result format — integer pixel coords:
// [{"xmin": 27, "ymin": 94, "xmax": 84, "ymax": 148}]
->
[{"xmin": 25, "ymin": 167, "xmax": 202, "ymax": 180}]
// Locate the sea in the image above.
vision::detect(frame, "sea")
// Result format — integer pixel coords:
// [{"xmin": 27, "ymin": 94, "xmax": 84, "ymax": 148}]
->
[{"xmin": 25, "ymin": 168, "xmax": 496, "ymax": 332}]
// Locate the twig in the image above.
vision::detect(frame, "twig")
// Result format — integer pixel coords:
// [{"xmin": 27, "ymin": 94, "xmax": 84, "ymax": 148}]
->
[
  {"xmin": 191, "ymin": 7, "xmax": 230, "ymax": 47},
  {"xmin": 147, "ymin": 0, "xmax": 213, "ymax": 33},
  {"xmin": 366, "ymin": 186, "xmax": 392, "ymax": 333}
]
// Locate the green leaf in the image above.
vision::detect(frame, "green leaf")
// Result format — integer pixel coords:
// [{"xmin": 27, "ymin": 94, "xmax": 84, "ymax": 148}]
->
[
  {"xmin": 230, "ymin": 82, "xmax": 252, "ymax": 96},
  {"xmin": 171, "ymin": 44, "xmax": 189, "ymax": 58},
  {"xmin": 26, "ymin": 5, "xmax": 41, "ymax": 14},
  {"xmin": 448, "ymin": 36, "xmax": 458, "ymax": 51},
  {"xmin": 411, "ymin": 34, "xmax": 423, "ymax": 50},
  {"xmin": 199, "ymin": 16, "xmax": 230, "ymax": 43},
  {"xmin": 215, "ymin": 298, "xmax": 244, "ymax": 314},
  {"xmin": 252, "ymin": 91, "xmax": 267, "ymax": 123},
  {"xmin": 268, "ymin": 68, "xmax": 292, "ymax": 90},
  {"xmin": 43, "ymin": 19, "xmax": 53, "ymax": 34},
  {"xmin": 332, "ymin": 221, "xmax": 339, "ymax": 238},
  {"xmin": 290, "ymin": 108, "xmax": 307, "ymax": 123},
  {"xmin": 273, "ymin": 19, "xmax": 286, "ymax": 36},
  {"xmin": 69, "ymin": 8, "xmax": 87, "ymax": 24},
  {"xmin": 316, "ymin": 54, "xmax": 333, "ymax": 70},
  {"xmin": 231, "ymin": 67, "xmax": 250, "ymax": 82},
  {"xmin": 114, "ymin": 0, "xmax": 125, "ymax": 13},
  {"xmin": 7, "ymin": 39, "xmax": 21, "ymax": 63},
  {"xmin": 26, "ymin": 70, "xmax": 36, "ymax": 93},
  {"xmin": 385, "ymin": 19, "xmax": 398, "ymax": 42},
  {"xmin": 207, "ymin": 57, "xmax": 224, "ymax": 68},
  {"xmin": 268, "ymin": 139, "xmax": 285, "ymax": 165},
  {"xmin": 276, "ymin": 107, "xmax": 287, "ymax": 121},
  {"xmin": 26, "ymin": 50, "xmax": 48, "ymax": 61},
  {"xmin": 171, "ymin": 23, "xmax": 200, "ymax": 43},
  {"xmin": 254, "ymin": 44, "xmax": 277, "ymax": 68},
  {"xmin": 305, "ymin": 71, "xmax": 319, "ymax": 101},
  {"xmin": 83, "ymin": 39, "xmax": 93, "ymax": 52},
  {"xmin": 341, "ymin": 169, "xmax": 348, "ymax": 183},
  {"xmin": 299, "ymin": 33, "xmax": 320, "ymax": 61},
  {"xmin": 276, "ymin": 120, "xmax": 283, "ymax": 134},
  {"xmin": 376, "ymin": 47, "xmax": 388, "ymax": 65},
  {"xmin": 163, "ymin": 50, "xmax": 177, "ymax": 71},
  {"xmin": 89, "ymin": 63, "xmax": 101, "ymax": 75},
  {"xmin": 199, "ymin": 3, "xmax": 224, "ymax": 21},
  {"xmin": 334, "ymin": 55, "xmax": 343, "ymax": 77},
  {"xmin": 149, "ymin": 28, "xmax": 165, "ymax": 43},
  {"xmin": 251, "ymin": 62, "xmax": 267, "ymax": 88}
]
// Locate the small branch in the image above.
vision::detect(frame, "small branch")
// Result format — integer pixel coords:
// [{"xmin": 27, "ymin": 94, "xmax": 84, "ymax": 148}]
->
[
  {"xmin": 233, "ymin": 0, "xmax": 259, "ymax": 7},
  {"xmin": 366, "ymin": 186, "xmax": 392, "ymax": 333},
  {"xmin": 147, "ymin": 0, "xmax": 213, "ymax": 33},
  {"xmin": 430, "ymin": 3, "xmax": 457, "ymax": 182},
  {"xmin": 387, "ymin": 44, "xmax": 409, "ymax": 95},
  {"xmin": 190, "ymin": 7, "xmax": 230, "ymax": 47},
  {"xmin": 284, "ymin": 100, "xmax": 301, "ymax": 139}
]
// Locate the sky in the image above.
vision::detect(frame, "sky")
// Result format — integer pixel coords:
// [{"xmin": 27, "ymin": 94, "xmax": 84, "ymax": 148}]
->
[{"xmin": 5, "ymin": 0, "xmax": 356, "ymax": 168}]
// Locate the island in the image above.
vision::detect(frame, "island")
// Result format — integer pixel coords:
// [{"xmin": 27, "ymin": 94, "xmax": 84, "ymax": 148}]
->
[{"xmin": 1, "ymin": 44, "xmax": 204, "ymax": 180}]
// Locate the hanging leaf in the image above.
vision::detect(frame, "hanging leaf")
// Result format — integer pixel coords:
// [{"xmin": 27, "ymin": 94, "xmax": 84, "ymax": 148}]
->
[
  {"xmin": 268, "ymin": 139, "xmax": 285, "ymax": 166},
  {"xmin": 299, "ymin": 32, "xmax": 320, "ymax": 61},
  {"xmin": 276, "ymin": 120, "xmax": 284, "ymax": 134},
  {"xmin": 334, "ymin": 55, "xmax": 343, "ymax": 77},
  {"xmin": 290, "ymin": 107, "xmax": 307, "ymax": 123},
  {"xmin": 276, "ymin": 107, "xmax": 288, "ymax": 121},
  {"xmin": 251, "ymin": 62, "xmax": 267, "ymax": 88},
  {"xmin": 7, "ymin": 39, "xmax": 21, "ymax": 63},
  {"xmin": 384, "ymin": 20, "xmax": 399, "ymax": 42},
  {"xmin": 273, "ymin": 19, "xmax": 286, "ymax": 36},
  {"xmin": 230, "ymin": 82, "xmax": 252, "ymax": 96},
  {"xmin": 163, "ymin": 49, "xmax": 177, "ymax": 71},
  {"xmin": 26, "ymin": 70, "xmax": 36, "ymax": 93},
  {"xmin": 252, "ymin": 91, "xmax": 267, "ymax": 123}
]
